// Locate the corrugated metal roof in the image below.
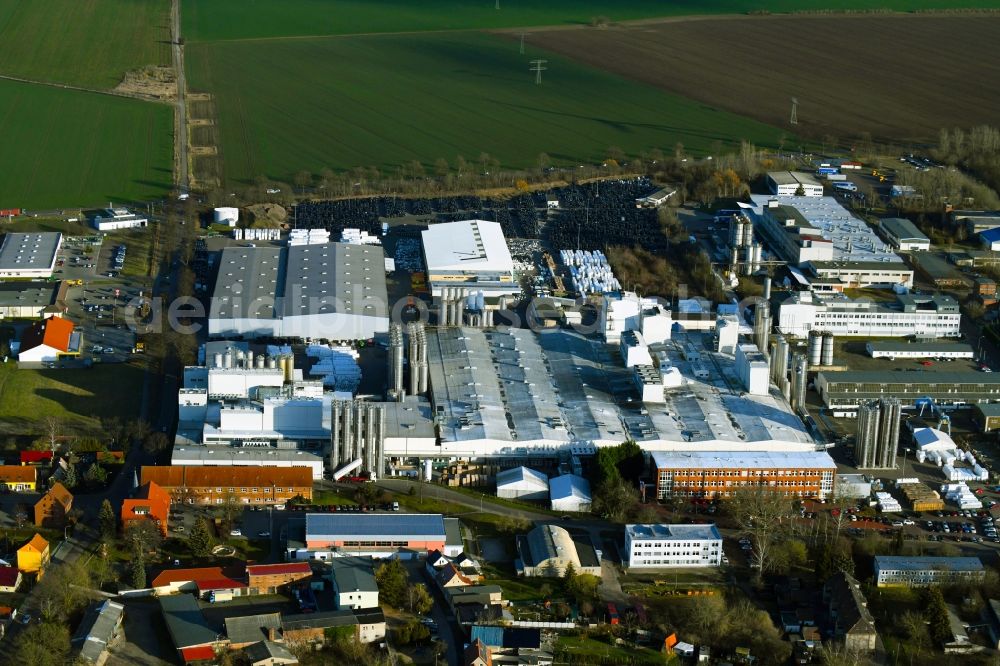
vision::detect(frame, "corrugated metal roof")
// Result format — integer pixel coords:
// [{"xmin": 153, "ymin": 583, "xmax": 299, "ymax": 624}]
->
[{"xmin": 306, "ymin": 513, "xmax": 445, "ymax": 540}]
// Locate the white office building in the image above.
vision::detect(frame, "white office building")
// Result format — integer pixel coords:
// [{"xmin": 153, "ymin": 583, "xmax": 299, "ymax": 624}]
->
[
  {"xmin": 91, "ymin": 208, "xmax": 148, "ymax": 231},
  {"xmin": 625, "ymin": 524, "xmax": 723, "ymax": 568},
  {"xmin": 421, "ymin": 220, "xmax": 520, "ymax": 298},
  {"xmin": 778, "ymin": 291, "xmax": 961, "ymax": 338},
  {"xmin": 766, "ymin": 171, "xmax": 824, "ymax": 197}
]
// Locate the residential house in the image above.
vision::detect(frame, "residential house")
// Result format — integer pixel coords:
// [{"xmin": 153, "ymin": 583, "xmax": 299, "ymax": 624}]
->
[
  {"xmin": 71, "ymin": 599, "xmax": 125, "ymax": 665},
  {"xmin": 121, "ymin": 481, "xmax": 171, "ymax": 536},
  {"xmin": 281, "ymin": 608, "xmax": 385, "ymax": 646},
  {"xmin": 465, "ymin": 639, "xmax": 493, "ymax": 666},
  {"xmin": 823, "ymin": 572, "xmax": 877, "ymax": 654},
  {"xmin": 0, "ymin": 465, "xmax": 36, "ymax": 492},
  {"xmin": 0, "ymin": 567, "xmax": 21, "ymax": 593},
  {"xmin": 225, "ymin": 613, "xmax": 283, "ymax": 650},
  {"xmin": 18, "ymin": 317, "xmax": 80, "ymax": 363},
  {"xmin": 34, "ymin": 481, "xmax": 72, "ymax": 527},
  {"xmin": 17, "ymin": 533, "xmax": 50, "ymax": 574},
  {"xmin": 150, "ymin": 566, "xmax": 247, "ymax": 598},
  {"xmin": 159, "ymin": 593, "xmax": 221, "ymax": 663},
  {"xmin": 244, "ymin": 640, "xmax": 299, "ymax": 666},
  {"xmin": 330, "ymin": 557, "xmax": 379, "ymax": 610},
  {"xmin": 246, "ymin": 563, "xmax": 312, "ymax": 595},
  {"xmin": 438, "ymin": 563, "xmax": 475, "ymax": 588},
  {"xmin": 426, "ymin": 549, "xmax": 451, "ymax": 570},
  {"xmin": 469, "ymin": 626, "xmax": 543, "ymax": 661}
]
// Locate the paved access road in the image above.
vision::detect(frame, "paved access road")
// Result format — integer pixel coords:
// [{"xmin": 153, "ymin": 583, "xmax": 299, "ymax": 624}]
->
[{"xmin": 171, "ymin": 0, "xmax": 188, "ymax": 193}]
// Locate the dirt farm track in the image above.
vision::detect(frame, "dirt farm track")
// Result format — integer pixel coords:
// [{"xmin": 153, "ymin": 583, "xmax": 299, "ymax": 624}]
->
[{"xmin": 525, "ymin": 15, "xmax": 1000, "ymax": 144}]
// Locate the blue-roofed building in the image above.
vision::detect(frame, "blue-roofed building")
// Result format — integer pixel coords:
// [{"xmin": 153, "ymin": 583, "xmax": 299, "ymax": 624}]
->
[
  {"xmin": 304, "ymin": 513, "xmax": 446, "ymax": 557},
  {"xmin": 980, "ymin": 227, "xmax": 1000, "ymax": 252},
  {"xmin": 624, "ymin": 523, "xmax": 723, "ymax": 568},
  {"xmin": 470, "ymin": 625, "xmax": 541, "ymax": 650},
  {"xmin": 873, "ymin": 556, "xmax": 985, "ymax": 587}
]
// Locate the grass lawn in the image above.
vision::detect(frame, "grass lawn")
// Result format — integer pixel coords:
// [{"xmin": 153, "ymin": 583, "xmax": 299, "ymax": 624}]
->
[
  {"xmin": 0, "ymin": 0, "xmax": 170, "ymax": 88},
  {"xmin": 183, "ymin": 0, "xmax": 1000, "ymax": 42},
  {"xmin": 311, "ymin": 488, "xmax": 360, "ymax": 506},
  {"xmin": 557, "ymin": 634, "xmax": 666, "ymax": 665},
  {"xmin": 105, "ymin": 228, "xmax": 156, "ymax": 278},
  {"xmin": 2, "ymin": 217, "xmax": 97, "ymax": 237},
  {"xmin": 0, "ymin": 81, "xmax": 174, "ymax": 210},
  {"xmin": 0, "ymin": 362, "xmax": 145, "ymax": 433},
  {"xmin": 185, "ymin": 31, "xmax": 788, "ymax": 186}
]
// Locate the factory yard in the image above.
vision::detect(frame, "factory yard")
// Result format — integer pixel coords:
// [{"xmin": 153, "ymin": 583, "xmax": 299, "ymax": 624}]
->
[{"xmin": 527, "ymin": 14, "xmax": 1000, "ymax": 142}]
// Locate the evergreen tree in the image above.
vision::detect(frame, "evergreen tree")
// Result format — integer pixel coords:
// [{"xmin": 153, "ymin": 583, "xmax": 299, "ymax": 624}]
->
[
  {"xmin": 129, "ymin": 558, "xmax": 146, "ymax": 589},
  {"xmin": 188, "ymin": 519, "xmax": 214, "ymax": 558},
  {"xmin": 62, "ymin": 463, "xmax": 78, "ymax": 489},
  {"xmin": 98, "ymin": 500, "xmax": 116, "ymax": 542},
  {"xmin": 923, "ymin": 586, "xmax": 951, "ymax": 646}
]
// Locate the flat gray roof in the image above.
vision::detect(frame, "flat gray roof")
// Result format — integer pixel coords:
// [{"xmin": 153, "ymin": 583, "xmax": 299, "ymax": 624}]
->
[
  {"xmin": 0, "ymin": 282, "xmax": 59, "ymax": 308},
  {"xmin": 381, "ymin": 396, "xmax": 436, "ymax": 440},
  {"xmin": 210, "ymin": 242, "xmax": 388, "ymax": 320},
  {"xmin": 874, "ymin": 555, "xmax": 983, "ymax": 572},
  {"xmin": 159, "ymin": 594, "xmax": 217, "ymax": 649},
  {"xmin": 626, "ymin": 523, "xmax": 722, "ymax": 541},
  {"xmin": 330, "ymin": 556, "xmax": 378, "ymax": 593},
  {"xmin": 651, "ymin": 450, "xmax": 837, "ymax": 470},
  {"xmin": 0, "ymin": 232, "xmax": 61, "ymax": 271}
]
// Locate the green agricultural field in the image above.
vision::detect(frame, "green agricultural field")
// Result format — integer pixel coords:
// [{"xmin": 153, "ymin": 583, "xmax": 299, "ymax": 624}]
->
[
  {"xmin": 0, "ymin": 362, "xmax": 145, "ymax": 434},
  {"xmin": 186, "ymin": 32, "xmax": 788, "ymax": 185},
  {"xmin": 0, "ymin": 0, "xmax": 171, "ymax": 88},
  {"xmin": 0, "ymin": 80, "xmax": 174, "ymax": 210},
  {"xmin": 183, "ymin": 0, "xmax": 1000, "ymax": 41}
]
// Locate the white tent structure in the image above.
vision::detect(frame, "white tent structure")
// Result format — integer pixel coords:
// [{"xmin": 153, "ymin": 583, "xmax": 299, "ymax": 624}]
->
[
  {"xmin": 550, "ymin": 474, "xmax": 592, "ymax": 513},
  {"xmin": 496, "ymin": 467, "xmax": 549, "ymax": 501}
]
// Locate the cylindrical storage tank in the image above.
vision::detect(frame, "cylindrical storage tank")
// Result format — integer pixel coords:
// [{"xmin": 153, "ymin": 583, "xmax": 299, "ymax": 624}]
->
[
  {"xmin": 281, "ymin": 355, "xmax": 294, "ymax": 383},
  {"xmin": 256, "ymin": 354, "xmax": 265, "ymax": 369},
  {"xmin": 763, "ymin": 276, "xmax": 772, "ymax": 301},
  {"xmin": 267, "ymin": 356, "xmax": 277, "ymax": 369},
  {"xmin": 742, "ymin": 219, "xmax": 754, "ymax": 247},
  {"xmin": 808, "ymin": 331, "xmax": 822, "ymax": 367},
  {"xmin": 213, "ymin": 352, "xmax": 223, "ymax": 368},
  {"xmin": 821, "ymin": 332, "xmax": 835, "ymax": 366},
  {"xmin": 245, "ymin": 350, "xmax": 254, "ymax": 369},
  {"xmin": 423, "ymin": 459, "xmax": 433, "ymax": 481},
  {"xmin": 223, "ymin": 351, "xmax": 233, "ymax": 368}
]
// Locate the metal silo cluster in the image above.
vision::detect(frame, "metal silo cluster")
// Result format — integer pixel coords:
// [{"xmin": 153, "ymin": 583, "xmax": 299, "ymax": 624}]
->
[{"xmin": 855, "ymin": 398, "xmax": 901, "ymax": 469}]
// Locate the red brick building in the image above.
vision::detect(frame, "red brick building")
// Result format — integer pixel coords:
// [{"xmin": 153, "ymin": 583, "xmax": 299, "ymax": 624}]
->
[
  {"xmin": 122, "ymin": 481, "xmax": 171, "ymax": 536},
  {"xmin": 246, "ymin": 562, "xmax": 313, "ymax": 595},
  {"xmin": 140, "ymin": 466, "xmax": 312, "ymax": 505}
]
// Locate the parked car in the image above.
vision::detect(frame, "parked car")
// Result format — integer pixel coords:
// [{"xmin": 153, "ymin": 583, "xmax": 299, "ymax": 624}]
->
[{"xmin": 230, "ymin": 529, "xmax": 242, "ymax": 537}]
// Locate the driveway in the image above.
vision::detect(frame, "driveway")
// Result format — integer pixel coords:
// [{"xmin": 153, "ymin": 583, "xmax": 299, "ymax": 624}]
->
[{"xmin": 598, "ymin": 560, "xmax": 627, "ymax": 605}]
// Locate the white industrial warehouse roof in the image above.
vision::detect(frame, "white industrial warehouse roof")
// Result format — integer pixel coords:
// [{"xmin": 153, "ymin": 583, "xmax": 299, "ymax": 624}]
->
[
  {"xmin": 0, "ymin": 232, "xmax": 61, "ymax": 271},
  {"xmin": 750, "ymin": 195, "xmax": 902, "ymax": 263},
  {"xmin": 913, "ymin": 427, "xmax": 957, "ymax": 452},
  {"xmin": 626, "ymin": 524, "xmax": 722, "ymax": 541},
  {"xmin": 424, "ymin": 327, "xmax": 814, "ymax": 454},
  {"xmin": 496, "ymin": 466, "xmax": 549, "ymax": 490},
  {"xmin": 209, "ymin": 242, "xmax": 388, "ymax": 320},
  {"xmin": 650, "ymin": 450, "xmax": 837, "ymax": 470},
  {"xmin": 549, "ymin": 474, "xmax": 591, "ymax": 502},
  {"xmin": 421, "ymin": 220, "xmax": 513, "ymax": 273}
]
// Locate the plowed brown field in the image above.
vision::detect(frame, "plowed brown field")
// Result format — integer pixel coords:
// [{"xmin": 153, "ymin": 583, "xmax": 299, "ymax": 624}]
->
[{"xmin": 523, "ymin": 15, "xmax": 1000, "ymax": 143}]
